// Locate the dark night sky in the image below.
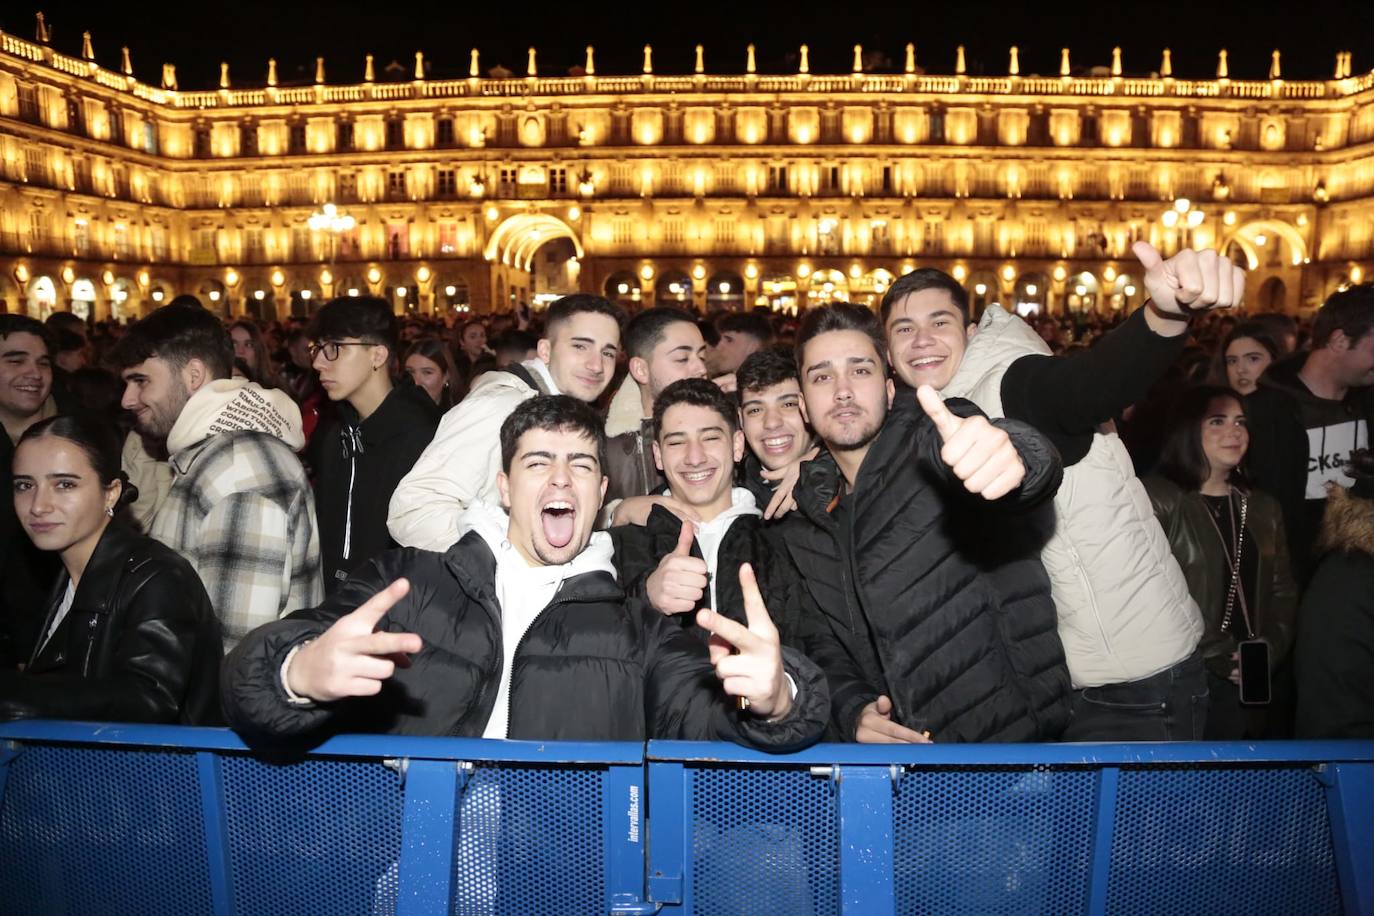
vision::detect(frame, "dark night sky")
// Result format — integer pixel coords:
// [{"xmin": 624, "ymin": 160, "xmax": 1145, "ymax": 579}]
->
[{"xmin": 5, "ymin": 1, "xmax": 1372, "ymax": 90}]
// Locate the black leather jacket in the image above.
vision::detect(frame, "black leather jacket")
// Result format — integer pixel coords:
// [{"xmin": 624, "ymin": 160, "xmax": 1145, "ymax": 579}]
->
[
  {"xmin": 0, "ymin": 522, "xmax": 223, "ymax": 724},
  {"xmin": 1144, "ymin": 477, "xmax": 1298, "ymax": 673}
]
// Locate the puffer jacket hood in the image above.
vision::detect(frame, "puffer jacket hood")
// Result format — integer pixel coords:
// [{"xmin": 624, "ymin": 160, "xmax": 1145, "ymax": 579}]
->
[
  {"xmin": 943, "ymin": 305, "xmax": 1050, "ymax": 414},
  {"xmin": 1318, "ymin": 485, "xmax": 1374, "ymax": 559},
  {"xmin": 167, "ymin": 379, "xmax": 304, "ymax": 454}
]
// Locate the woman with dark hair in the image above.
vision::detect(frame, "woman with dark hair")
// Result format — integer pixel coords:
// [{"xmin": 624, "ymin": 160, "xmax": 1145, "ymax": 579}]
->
[
  {"xmin": 1214, "ymin": 322, "xmax": 1280, "ymax": 396},
  {"xmin": 403, "ymin": 337, "xmax": 462, "ymax": 410},
  {"xmin": 1144, "ymin": 385, "xmax": 1298, "ymax": 739},
  {"xmin": 229, "ymin": 319, "xmax": 282, "ymax": 390},
  {"xmin": 0, "ymin": 414, "xmax": 222, "ymax": 724}
]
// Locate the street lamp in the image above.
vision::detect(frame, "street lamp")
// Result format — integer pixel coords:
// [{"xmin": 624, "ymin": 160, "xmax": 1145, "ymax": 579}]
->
[
  {"xmin": 308, "ymin": 202, "xmax": 355, "ymax": 265},
  {"xmin": 1162, "ymin": 198, "xmax": 1205, "ymax": 251}
]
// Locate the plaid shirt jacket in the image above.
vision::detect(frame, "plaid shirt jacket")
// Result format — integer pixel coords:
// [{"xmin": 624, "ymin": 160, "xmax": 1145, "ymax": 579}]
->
[{"xmin": 152, "ymin": 430, "xmax": 323, "ymax": 651}]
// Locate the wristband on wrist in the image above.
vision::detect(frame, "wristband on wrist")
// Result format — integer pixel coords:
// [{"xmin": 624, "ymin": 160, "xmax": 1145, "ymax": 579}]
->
[{"xmin": 1145, "ymin": 298, "xmax": 1192, "ymax": 323}]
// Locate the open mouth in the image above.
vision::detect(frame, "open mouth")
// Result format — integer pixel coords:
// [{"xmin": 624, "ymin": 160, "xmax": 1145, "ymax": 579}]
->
[
  {"xmin": 541, "ymin": 500, "xmax": 576, "ymax": 548},
  {"xmin": 762, "ymin": 435, "xmax": 794, "ymax": 455},
  {"xmin": 680, "ymin": 468, "xmax": 717, "ymax": 486},
  {"xmin": 906, "ymin": 356, "xmax": 945, "ymax": 373}
]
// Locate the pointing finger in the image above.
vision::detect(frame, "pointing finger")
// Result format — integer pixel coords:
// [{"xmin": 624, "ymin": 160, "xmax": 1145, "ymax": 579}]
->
[
  {"xmin": 349, "ymin": 579, "xmax": 411, "ymax": 630},
  {"xmin": 697, "ymin": 607, "xmax": 764, "ymax": 655},
  {"xmin": 916, "ymin": 385, "xmax": 961, "ymax": 441},
  {"xmin": 737, "ymin": 563, "xmax": 776, "ymax": 636}
]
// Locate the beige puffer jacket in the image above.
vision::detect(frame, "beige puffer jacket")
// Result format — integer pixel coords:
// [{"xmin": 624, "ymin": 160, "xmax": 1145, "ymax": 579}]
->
[{"xmin": 942, "ymin": 305, "xmax": 1203, "ymax": 688}]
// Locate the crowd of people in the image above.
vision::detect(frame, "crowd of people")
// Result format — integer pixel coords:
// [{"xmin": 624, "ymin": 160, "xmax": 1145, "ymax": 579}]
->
[{"xmin": 1, "ymin": 239, "xmax": 1371, "ymax": 748}]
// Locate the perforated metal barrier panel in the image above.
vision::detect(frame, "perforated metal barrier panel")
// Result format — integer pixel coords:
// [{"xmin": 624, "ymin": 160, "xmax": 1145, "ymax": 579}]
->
[
  {"xmin": 451, "ymin": 764, "xmax": 606, "ymax": 916},
  {"xmin": 1106, "ymin": 766, "xmax": 1342, "ymax": 916},
  {"xmin": 688, "ymin": 765, "xmax": 839, "ymax": 916},
  {"xmin": 1, "ymin": 724, "xmax": 1371, "ymax": 916},
  {"xmin": 0, "ymin": 745, "xmax": 214, "ymax": 916},
  {"xmin": 220, "ymin": 755, "xmax": 403, "ymax": 916},
  {"xmin": 893, "ymin": 766, "xmax": 1097, "ymax": 916}
]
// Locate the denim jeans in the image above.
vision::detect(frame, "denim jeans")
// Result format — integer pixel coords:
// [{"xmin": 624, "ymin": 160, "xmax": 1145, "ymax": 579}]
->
[{"xmin": 1062, "ymin": 651, "xmax": 1209, "ymax": 741}]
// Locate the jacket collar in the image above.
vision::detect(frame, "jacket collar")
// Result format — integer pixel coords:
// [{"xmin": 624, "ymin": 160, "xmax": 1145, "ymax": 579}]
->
[
  {"xmin": 441, "ymin": 529, "xmax": 624, "ymax": 608},
  {"xmin": 29, "ymin": 522, "xmax": 140, "ymax": 668}
]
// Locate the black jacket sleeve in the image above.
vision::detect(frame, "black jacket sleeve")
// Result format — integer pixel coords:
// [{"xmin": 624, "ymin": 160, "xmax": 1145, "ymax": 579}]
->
[
  {"xmin": 220, "ymin": 553, "xmax": 411, "ymax": 743},
  {"xmin": 914, "ymin": 396, "xmax": 1064, "ymax": 512},
  {"xmin": 0, "ymin": 562, "xmax": 222, "ymax": 725},
  {"xmin": 1000, "ymin": 308, "xmax": 1188, "ymax": 462},
  {"xmin": 641, "ymin": 599, "xmax": 829, "ymax": 753}
]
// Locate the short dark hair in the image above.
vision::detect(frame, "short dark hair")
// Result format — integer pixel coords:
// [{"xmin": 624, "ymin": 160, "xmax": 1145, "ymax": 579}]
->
[
  {"xmin": 107, "ymin": 303, "xmax": 233, "ymax": 378},
  {"xmin": 1312, "ymin": 283, "xmax": 1374, "ymax": 349},
  {"xmin": 500, "ymin": 395, "xmax": 607, "ymax": 473},
  {"xmin": 736, "ymin": 347, "xmax": 800, "ymax": 397},
  {"xmin": 624, "ymin": 307, "xmax": 698, "ymax": 361},
  {"xmin": 795, "ymin": 303, "xmax": 888, "ymax": 374},
  {"xmin": 1249, "ymin": 312, "xmax": 1298, "ymax": 349},
  {"xmin": 0, "ymin": 314, "xmax": 52, "ymax": 352},
  {"xmin": 493, "ymin": 329, "xmax": 538, "ymax": 358},
  {"xmin": 653, "ymin": 377, "xmax": 739, "ymax": 438},
  {"xmin": 308, "ymin": 297, "xmax": 399, "ymax": 356},
  {"xmin": 45, "ymin": 311, "xmax": 86, "ymax": 336},
  {"xmin": 879, "ymin": 268, "xmax": 971, "ymax": 328},
  {"xmin": 544, "ymin": 294, "xmax": 624, "ymax": 340},
  {"xmin": 1156, "ymin": 385, "xmax": 1248, "ymax": 491},
  {"xmin": 717, "ymin": 311, "xmax": 775, "ymax": 346},
  {"xmin": 18, "ymin": 413, "xmax": 139, "ymax": 510}
]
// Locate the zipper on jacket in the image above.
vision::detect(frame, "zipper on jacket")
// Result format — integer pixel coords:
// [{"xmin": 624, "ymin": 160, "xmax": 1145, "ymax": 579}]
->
[
  {"xmin": 342, "ymin": 450, "xmax": 356, "ymax": 563},
  {"xmin": 504, "ymin": 587, "xmax": 581, "ymax": 739},
  {"xmin": 81, "ymin": 614, "xmax": 98, "ymax": 675}
]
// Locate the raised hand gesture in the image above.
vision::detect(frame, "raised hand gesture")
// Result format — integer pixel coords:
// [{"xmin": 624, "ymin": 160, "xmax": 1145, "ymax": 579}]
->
[
  {"xmin": 917, "ymin": 385, "xmax": 1025, "ymax": 500},
  {"xmin": 696, "ymin": 563, "xmax": 791, "ymax": 719},
  {"xmin": 1132, "ymin": 240, "xmax": 1247, "ymax": 318},
  {"xmin": 646, "ymin": 521, "xmax": 708, "ymax": 616},
  {"xmin": 285, "ymin": 579, "xmax": 424, "ymax": 703}
]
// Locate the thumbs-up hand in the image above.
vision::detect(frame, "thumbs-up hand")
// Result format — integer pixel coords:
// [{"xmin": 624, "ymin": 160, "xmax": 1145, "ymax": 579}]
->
[
  {"xmin": 697, "ymin": 563, "xmax": 791, "ymax": 719},
  {"xmin": 285, "ymin": 579, "xmax": 424, "ymax": 703},
  {"xmin": 917, "ymin": 385, "xmax": 1025, "ymax": 500},
  {"xmin": 1132, "ymin": 241, "xmax": 1247, "ymax": 317},
  {"xmin": 646, "ymin": 521, "xmax": 709, "ymax": 616}
]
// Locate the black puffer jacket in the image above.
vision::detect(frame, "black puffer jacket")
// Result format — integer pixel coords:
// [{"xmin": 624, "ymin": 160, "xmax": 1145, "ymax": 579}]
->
[
  {"xmin": 222, "ymin": 531, "xmax": 829, "ymax": 750},
  {"xmin": 611, "ymin": 501, "xmax": 809, "ymax": 644},
  {"xmin": 783, "ymin": 396, "xmax": 1072, "ymax": 743},
  {"xmin": 0, "ymin": 522, "xmax": 223, "ymax": 724}
]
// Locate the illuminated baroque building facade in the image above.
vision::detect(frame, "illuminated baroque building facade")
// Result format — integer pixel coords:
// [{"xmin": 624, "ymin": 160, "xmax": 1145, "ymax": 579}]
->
[{"xmin": 1, "ymin": 25, "xmax": 1373, "ymax": 322}]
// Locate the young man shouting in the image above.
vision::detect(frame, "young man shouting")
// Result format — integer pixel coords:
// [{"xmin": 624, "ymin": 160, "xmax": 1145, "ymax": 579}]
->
[{"xmin": 223, "ymin": 396, "xmax": 828, "ymax": 749}]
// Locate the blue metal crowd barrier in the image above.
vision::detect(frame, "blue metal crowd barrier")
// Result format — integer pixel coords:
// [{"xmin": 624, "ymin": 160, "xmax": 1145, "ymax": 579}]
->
[{"xmin": 1, "ymin": 721, "xmax": 1371, "ymax": 915}]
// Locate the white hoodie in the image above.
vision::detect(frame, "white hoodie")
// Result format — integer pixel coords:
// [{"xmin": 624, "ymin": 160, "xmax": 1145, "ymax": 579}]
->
[
  {"xmin": 166, "ymin": 378, "xmax": 305, "ymax": 457},
  {"xmin": 457, "ymin": 502, "xmax": 617, "ymax": 739}
]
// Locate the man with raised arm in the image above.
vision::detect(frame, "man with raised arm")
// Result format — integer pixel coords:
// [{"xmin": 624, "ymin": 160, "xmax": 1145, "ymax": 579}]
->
[
  {"xmin": 223, "ymin": 396, "xmax": 828, "ymax": 750},
  {"xmin": 388, "ymin": 294, "xmax": 622, "ymax": 552},
  {"xmin": 881, "ymin": 243, "xmax": 1246, "ymax": 740},
  {"xmin": 783, "ymin": 304, "xmax": 1071, "ymax": 744}
]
